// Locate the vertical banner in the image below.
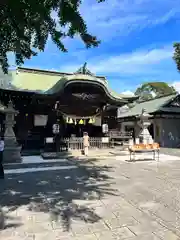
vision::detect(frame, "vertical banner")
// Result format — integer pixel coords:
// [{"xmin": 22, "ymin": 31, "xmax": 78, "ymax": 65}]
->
[
  {"xmin": 102, "ymin": 124, "xmax": 108, "ymax": 133},
  {"xmin": 92, "ymin": 116, "xmax": 101, "ymax": 126}
]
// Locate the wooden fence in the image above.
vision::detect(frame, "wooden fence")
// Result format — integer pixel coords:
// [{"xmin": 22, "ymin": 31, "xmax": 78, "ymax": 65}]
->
[
  {"xmin": 109, "ymin": 130, "xmax": 133, "ymax": 139},
  {"xmin": 63, "ymin": 137, "xmax": 112, "ymax": 150}
]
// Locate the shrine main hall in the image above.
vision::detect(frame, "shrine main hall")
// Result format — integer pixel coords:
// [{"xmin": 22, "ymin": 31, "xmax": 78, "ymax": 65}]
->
[{"xmin": 0, "ymin": 64, "xmax": 136, "ymax": 158}]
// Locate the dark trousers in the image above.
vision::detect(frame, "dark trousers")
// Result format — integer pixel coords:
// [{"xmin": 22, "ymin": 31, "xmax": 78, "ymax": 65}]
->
[{"xmin": 0, "ymin": 151, "xmax": 4, "ymax": 179}]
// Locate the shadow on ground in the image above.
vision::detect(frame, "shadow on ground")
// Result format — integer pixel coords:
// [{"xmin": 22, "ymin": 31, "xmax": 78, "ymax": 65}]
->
[
  {"xmin": 0, "ymin": 156, "xmax": 117, "ymax": 231},
  {"xmin": 126, "ymin": 158, "xmax": 156, "ymax": 162}
]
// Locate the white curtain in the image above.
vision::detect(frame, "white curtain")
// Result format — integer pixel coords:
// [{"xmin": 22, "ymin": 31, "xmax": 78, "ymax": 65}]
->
[{"xmin": 34, "ymin": 115, "xmax": 48, "ymax": 126}]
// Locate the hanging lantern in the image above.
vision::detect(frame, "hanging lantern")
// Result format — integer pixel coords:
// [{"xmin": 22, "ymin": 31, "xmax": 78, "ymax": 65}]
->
[
  {"xmin": 66, "ymin": 117, "xmax": 69, "ymax": 123},
  {"xmin": 69, "ymin": 118, "xmax": 73, "ymax": 124},
  {"xmin": 88, "ymin": 118, "xmax": 93, "ymax": 124},
  {"xmin": 79, "ymin": 119, "xmax": 84, "ymax": 125}
]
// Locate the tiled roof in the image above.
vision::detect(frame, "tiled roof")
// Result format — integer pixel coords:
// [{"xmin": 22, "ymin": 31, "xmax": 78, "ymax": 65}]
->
[
  {"xmin": 11, "ymin": 68, "xmax": 63, "ymax": 92},
  {"xmin": 9, "ymin": 67, "xmax": 137, "ymax": 102},
  {"xmin": 118, "ymin": 94, "xmax": 177, "ymax": 118},
  {"xmin": 0, "ymin": 67, "xmax": 138, "ymax": 103}
]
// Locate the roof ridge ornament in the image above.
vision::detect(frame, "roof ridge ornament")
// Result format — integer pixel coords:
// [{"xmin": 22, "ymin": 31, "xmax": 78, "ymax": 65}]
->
[{"xmin": 74, "ymin": 62, "xmax": 94, "ymax": 76}]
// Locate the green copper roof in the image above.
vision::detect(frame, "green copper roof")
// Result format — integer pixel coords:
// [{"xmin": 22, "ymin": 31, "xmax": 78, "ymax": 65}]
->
[
  {"xmin": 10, "ymin": 67, "xmax": 137, "ymax": 102},
  {"xmin": 45, "ymin": 73, "xmax": 108, "ymax": 94},
  {"xmin": 118, "ymin": 94, "xmax": 177, "ymax": 118},
  {"xmin": 11, "ymin": 68, "xmax": 64, "ymax": 92}
]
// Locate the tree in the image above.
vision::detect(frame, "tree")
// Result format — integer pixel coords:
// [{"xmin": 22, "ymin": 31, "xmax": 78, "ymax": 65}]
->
[
  {"xmin": 173, "ymin": 43, "xmax": 180, "ymax": 72},
  {"xmin": 134, "ymin": 82, "xmax": 177, "ymax": 101},
  {"xmin": 0, "ymin": 0, "xmax": 104, "ymax": 74}
]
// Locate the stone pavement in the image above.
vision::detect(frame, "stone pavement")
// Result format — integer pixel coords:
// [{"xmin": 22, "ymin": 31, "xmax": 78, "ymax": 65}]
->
[{"xmin": 1, "ymin": 153, "xmax": 180, "ymax": 239}]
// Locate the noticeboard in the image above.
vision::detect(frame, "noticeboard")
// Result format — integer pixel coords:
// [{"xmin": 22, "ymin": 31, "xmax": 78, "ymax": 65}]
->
[
  {"xmin": 102, "ymin": 137, "xmax": 109, "ymax": 143},
  {"xmin": 45, "ymin": 137, "xmax": 54, "ymax": 143}
]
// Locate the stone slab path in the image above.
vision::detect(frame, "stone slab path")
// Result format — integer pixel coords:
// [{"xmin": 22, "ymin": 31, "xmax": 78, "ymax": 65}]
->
[{"xmin": 1, "ymin": 153, "xmax": 180, "ymax": 239}]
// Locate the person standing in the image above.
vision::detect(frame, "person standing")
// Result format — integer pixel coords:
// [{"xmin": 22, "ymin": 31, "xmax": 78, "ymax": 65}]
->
[
  {"xmin": 83, "ymin": 132, "xmax": 89, "ymax": 156},
  {"xmin": 0, "ymin": 136, "xmax": 5, "ymax": 179}
]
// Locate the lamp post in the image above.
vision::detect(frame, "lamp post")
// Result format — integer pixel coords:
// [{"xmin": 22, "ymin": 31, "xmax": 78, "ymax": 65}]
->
[{"xmin": 138, "ymin": 108, "xmax": 153, "ymax": 144}]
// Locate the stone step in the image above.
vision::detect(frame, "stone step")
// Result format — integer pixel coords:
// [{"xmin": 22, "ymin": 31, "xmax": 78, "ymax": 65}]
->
[{"xmin": 3, "ymin": 159, "xmax": 73, "ymax": 170}]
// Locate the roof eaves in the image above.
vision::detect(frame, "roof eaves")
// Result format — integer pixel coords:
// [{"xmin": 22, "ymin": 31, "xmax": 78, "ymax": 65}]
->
[
  {"xmin": 118, "ymin": 94, "xmax": 178, "ymax": 119},
  {"xmin": 160, "ymin": 94, "xmax": 178, "ymax": 108},
  {"xmin": 17, "ymin": 67, "xmax": 106, "ymax": 80},
  {"xmin": 137, "ymin": 93, "xmax": 177, "ymax": 104}
]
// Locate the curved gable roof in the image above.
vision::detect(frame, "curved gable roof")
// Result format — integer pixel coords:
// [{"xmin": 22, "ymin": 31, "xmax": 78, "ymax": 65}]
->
[{"xmin": 10, "ymin": 67, "xmax": 137, "ymax": 103}]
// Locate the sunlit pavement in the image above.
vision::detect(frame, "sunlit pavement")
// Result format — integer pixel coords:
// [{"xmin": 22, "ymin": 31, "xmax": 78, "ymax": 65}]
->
[{"xmin": 1, "ymin": 152, "xmax": 180, "ymax": 239}]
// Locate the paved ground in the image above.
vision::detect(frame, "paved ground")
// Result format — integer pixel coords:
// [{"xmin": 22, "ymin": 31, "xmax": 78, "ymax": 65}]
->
[
  {"xmin": 160, "ymin": 148, "xmax": 180, "ymax": 157},
  {"xmin": 1, "ymin": 153, "xmax": 180, "ymax": 239}
]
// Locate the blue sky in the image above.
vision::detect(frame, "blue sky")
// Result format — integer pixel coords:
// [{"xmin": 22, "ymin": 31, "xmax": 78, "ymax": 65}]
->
[{"xmin": 13, "ymin": 0, "xmax": 180, "ymax": 94}]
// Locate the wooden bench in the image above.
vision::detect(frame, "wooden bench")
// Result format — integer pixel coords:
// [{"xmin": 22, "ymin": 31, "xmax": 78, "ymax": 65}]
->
[{"xmin": 129, "ymin": 143, "xmax": 160, "ymax": 161}]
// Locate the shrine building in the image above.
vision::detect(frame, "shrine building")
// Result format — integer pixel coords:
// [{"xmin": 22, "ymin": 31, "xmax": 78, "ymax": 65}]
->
[{"xmin": 0, "ymin": 64, "xmax": 136, "ymax": 155}]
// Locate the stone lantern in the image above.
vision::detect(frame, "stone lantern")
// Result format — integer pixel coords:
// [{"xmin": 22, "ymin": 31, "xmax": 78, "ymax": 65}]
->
[
  {"xmin": 3, "ymin": 101, "xmax": 22, "ymax": 163},
  {"xmin": 138, "ymin": 108, "xmax": 153, "ymax": 144}
]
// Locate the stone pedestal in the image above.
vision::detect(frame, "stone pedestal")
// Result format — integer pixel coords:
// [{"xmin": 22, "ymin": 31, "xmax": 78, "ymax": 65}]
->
[
  {"xmin": 138, "ymin": 109, "xmax": 153, "ymax": 144},
  {"xmin": 3, "ymin": 101, "xmax": 22, "ymax": 163}
]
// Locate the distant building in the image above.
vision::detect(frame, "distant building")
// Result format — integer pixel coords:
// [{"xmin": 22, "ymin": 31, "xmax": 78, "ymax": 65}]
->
[{"xmin": 117, "ymin": 94, "xmax": 180, "ymax": 148}]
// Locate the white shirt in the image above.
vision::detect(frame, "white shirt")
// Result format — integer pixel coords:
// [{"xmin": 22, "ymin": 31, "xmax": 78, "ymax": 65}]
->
[{"xmin": 0, "ymin": 140, "xmax": 4, "ymax": 151}]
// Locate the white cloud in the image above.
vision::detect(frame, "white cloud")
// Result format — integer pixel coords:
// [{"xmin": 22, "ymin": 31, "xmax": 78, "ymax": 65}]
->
[
  {"xmin": 59, "ymin": 45, "xmax": 173, "ymax": 75},
  {"xmin": 91, "ymin": 47, "xmax": 173, "ymax": 74},
  {"xmin": 45, "ymin": 0, "xmax": 180, "ymax": 67},
  {"xmin": 22, "ymin": 0, "xmax": 180, "ymax": 91},
  {"xmin": 171, "ymin": 81, "xmax": 180, "ymax": 93},
  {"xmin": 47, "ymin": 0, "xmax": 180, "ymax": 49},
  {"xmin": 121, "ymin": 90, "xmax": 134, "ymax": 96},
  {"xmin": 78, "ymin": 0, "xmax": 180, "ymax": 40}
]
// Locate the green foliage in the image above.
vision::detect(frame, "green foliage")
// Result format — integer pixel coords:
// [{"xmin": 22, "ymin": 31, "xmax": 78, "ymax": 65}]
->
[
  {"xmin": 135, "ymin": 82, "xmax": 177, "ymax": 101},
  {"xmin": 173, "ymin": 43, "xmax": 180, "ymax": 72},
  {"xmin": 0, "ymin": 0, "xmax": 105, "ymax": 73}
]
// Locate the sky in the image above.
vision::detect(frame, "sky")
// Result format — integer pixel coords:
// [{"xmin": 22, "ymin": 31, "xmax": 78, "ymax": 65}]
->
[{"xmin": 10, "ymin": 0, "xmax": 180, "ymax": 95}]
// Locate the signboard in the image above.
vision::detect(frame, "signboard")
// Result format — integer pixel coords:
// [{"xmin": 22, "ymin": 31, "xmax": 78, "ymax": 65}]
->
[
  {"xmin": 34, "ymin": 115, "xmax": 48, "ymax": 126},
  {"xmin": 102, "ymin": 137, "xmax": 109, "ymax": 143},
  {"xmin": 45, "ymin": 137, "xmax": 54, "ymax": 143},
  {"xmin": 52, "ymin": 124, "xmax": 60, "ymax": 134}
]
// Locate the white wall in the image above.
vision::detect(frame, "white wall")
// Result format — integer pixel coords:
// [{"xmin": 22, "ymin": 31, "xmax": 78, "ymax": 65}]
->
[
  {"xmin": 120, "ymin": 117, "xmax": 180, "ymax": 148},
  {"xmin": 162, "ymin": 119, "xmax": 180, "ymax": 147},
  {"xmin": 153, "ymin": 118, "xmax": 180, "ymax": 148}
]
